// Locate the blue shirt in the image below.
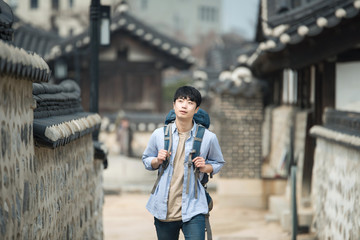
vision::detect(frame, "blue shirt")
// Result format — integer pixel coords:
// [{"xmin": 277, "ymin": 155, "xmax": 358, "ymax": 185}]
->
[{"xmin": 142, "ymin": 121, "xmax": 225, "ymax": 222}]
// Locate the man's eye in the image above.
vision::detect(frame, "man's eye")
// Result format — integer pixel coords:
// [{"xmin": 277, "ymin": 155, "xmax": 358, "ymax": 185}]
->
[{"xmin": 188, "ymin": 101, "xmax": 194, "ymax": 105}]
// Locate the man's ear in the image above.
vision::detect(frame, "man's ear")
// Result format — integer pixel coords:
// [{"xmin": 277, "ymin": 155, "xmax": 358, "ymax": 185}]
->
[{"xmin": 195, "ymin": 107, "xmax": 199, "ymax": 113}]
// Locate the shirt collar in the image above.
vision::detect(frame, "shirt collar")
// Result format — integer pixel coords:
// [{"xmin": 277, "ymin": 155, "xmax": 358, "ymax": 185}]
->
[{"xmin": 171, "ymin": 120, "xmax": 197, "ymax": 137}]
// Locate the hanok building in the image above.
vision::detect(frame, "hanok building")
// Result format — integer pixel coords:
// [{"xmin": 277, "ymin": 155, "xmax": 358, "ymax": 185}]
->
[
  {"xmin": 218, "ymin": 0, "xmax": 360, "ymax": 238},
  {"xmin": 12, "ymin": 5, "xmax": 194, "ymax": 114},
  {"xmin": 46, "ymin": 6, "xmax": 194, "ymax": 114}
]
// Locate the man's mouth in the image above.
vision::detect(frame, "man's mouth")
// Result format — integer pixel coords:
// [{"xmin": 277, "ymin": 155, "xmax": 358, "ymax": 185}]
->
[{"xmin": 180, "ymin": 111, "xmax": 187, "ymax": 114}]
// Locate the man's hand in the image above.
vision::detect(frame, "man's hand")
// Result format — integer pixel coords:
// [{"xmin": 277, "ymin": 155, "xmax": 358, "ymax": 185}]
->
[
  {"xmin": 192, "ymin": 156, "xmax": 213, "ymax": 173},
  {"xmin": 151, "ymin": 150, "xmax": 170, "ymax": 169}
]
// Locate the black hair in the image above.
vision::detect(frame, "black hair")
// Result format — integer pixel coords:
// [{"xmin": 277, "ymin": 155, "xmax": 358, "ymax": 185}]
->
[{"xmin": 173, "ymin": 86, "xmax": 202, "ymax": 108}]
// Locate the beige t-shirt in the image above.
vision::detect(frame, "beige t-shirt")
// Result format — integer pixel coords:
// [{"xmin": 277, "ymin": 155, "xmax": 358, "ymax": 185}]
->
[{"xmin": 165, "ymin": 131, "xmax": 189, "ymax": 221}]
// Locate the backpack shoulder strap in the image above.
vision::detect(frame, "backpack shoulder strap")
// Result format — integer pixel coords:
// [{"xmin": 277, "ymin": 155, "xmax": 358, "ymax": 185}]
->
[
  {"xmin": 192, "ymin": 125, "xmax": 205, "ymax": 160},
  {"xmin": 191, "ymin": 125, "xmax": 213, "ymax": 240},
  {"xmin": 187, "ymin": 125, "xmax": 207, "ymax": 199},
  {"xmin": 164, "ymin": 123, "xmax": 172, "ymax": 154},
  {"xmin": 150, "ymin": 123, "xmax": 172, "ymax": 194}
]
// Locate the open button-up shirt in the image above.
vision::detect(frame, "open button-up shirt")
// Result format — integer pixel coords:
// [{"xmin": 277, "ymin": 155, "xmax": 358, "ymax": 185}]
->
[{"xmin": 142, "ymin": 121, "xmax": 225, "ymax": 222}]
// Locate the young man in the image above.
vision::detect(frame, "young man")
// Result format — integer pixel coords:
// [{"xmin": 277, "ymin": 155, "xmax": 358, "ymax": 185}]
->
[{"xmin": 142, "ymin": 86, "xmax": 225, "ymax": 240}]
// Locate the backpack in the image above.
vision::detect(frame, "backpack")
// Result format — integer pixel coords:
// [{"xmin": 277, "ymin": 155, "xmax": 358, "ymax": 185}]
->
[{"xmin": 151, "ymin": 108, "xmax": 214, "ymax": 240}]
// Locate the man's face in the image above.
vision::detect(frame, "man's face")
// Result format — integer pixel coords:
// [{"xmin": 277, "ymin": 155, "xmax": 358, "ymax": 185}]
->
[{"xmin": 173, "ymin": 97, "xmax": 199, "ymax": 120}]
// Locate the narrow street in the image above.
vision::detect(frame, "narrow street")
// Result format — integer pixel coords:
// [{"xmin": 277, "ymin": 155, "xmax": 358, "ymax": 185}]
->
[{"xmin": 102, "ymin": 155, "xmax": 290, "ymax": 240}]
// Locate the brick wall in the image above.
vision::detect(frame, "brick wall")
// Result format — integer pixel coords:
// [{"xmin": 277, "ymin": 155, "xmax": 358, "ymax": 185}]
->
[
  {"xmin": 212, "ymin": 93, "xmax": 263, "ymax": 178},
  {"xmin": 0, "ymin": 52, "xmax": 104, "ymax": 239}
]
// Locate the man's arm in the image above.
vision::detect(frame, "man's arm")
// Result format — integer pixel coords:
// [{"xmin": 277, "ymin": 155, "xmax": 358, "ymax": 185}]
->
[
  {"xmin": 204, "ymin": 133, "xmax": 225, "ymax": 175},
  {"xmin": 192, "ymin": 156, "xmax": 213, "ymax": 173},
  {"xmin": 142, "ymin": 130, "xmax": 160, "ymax": 170},
  {"xmin": 192, "ymin": 132, "xmax": 224, "ymax": 174},
  {"xmin": 150, "ymin": 149, "xmax": 170, "ymax": 169}
]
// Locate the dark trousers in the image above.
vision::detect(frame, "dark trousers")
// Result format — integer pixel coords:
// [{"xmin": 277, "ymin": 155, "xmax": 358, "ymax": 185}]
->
[{"xmin": 154, "ymin": 214, "xmax": 205, "ymax": 240}]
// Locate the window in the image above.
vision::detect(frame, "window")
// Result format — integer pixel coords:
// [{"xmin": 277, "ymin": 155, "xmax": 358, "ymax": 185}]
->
[
  {"xmin": 52, "ymin": 0, "xmax": 59, "ymax": 10},
  {"xmin": 69, "ymin": 0, "xmax": 74, "ymax": 8},
  {"xmin": 199, "ymin": 6, "xmax": 218, "ymax": 22},
  {"xmin": 30, "ymin": 0, "xmax": 38, "ymax": 9}
]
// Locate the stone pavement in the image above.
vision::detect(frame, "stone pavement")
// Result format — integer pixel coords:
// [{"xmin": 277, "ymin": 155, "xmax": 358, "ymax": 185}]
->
[{"xmin": 102, "ymin": 154, "xmax": 291, "ymax": 240}]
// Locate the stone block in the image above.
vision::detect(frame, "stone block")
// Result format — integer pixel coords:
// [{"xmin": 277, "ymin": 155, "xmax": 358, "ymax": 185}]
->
[
  {"xmin": 217, "ymin": 178, "xmax": 267, "ymax": 209},
  {"xmin": 268, "ymin": 195, "xmax": 289, "ymax": 220}
]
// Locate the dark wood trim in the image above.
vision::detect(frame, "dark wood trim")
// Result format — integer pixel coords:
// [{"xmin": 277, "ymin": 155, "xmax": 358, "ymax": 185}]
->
[
  {"xmin": 268, "ymin": 0, "xmax": 331, "ymax": 26},
  {"xmin": 302, "ymin": 111, "xmax": 315, "ymax": 199},
  {"xmin": 313, "ymin": 61, "xmax": 335, "ymax": 125},
  {"xmin": 337, "ymin": 48, "xmax": 360, "ymax": 62},
  {"xmin": 297, "ymin": 67, "xmax": 312, "ymax": 109}
]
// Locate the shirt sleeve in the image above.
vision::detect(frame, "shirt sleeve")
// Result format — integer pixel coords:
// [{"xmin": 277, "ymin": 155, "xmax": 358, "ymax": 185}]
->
[
  {"xmin": 142, "ymin": 129, "xmax": 160, "ymax": 171},
  {"xmin": 206, "ymin": 133, "xmax": 225, "ymax": 175}
]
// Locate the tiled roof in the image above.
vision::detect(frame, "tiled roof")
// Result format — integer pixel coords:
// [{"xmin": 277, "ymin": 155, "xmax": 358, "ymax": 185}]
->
[
  {"xmin": 12, "ymin": 15, "xmax": 62, "ymax": 58},
  {"xmin": 310, "ymin": 108, "xmax": 360, "ymax": 148},
  {"xmin": 0, "ymin": 40, "xmax": 51, "ymax": 82},
  {"xmin": 213, "ymin": 0, "xmax": 360, "ymax": 89},
  {"xmin": 240, "ymin": 0, "xmax": 360, "ymax": 67},
  {"xmin": 47, "ymin": 8, "xmax": 194, "ymax": 69},
  {"xmin": 209, "ymin": 66, "xmax": 265, "ymax": 97},
  {"xmin": 206, "ymin": 34, "xmax": 257, "ymax": 71},
  {"xmin": 33, "ymin": 80, "xmax": 101, "ymax": 148},
  {"xmin": 110, "ymin": 10, "xmax": 194, "ymax": 64}
]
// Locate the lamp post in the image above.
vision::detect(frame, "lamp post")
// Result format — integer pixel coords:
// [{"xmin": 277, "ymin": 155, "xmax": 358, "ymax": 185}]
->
[
  {"xmin": 89, "ymin": 0, "xmax": 100, "ymax": 141},
  {"xmin": 89, "ymin": 0, "xmax": 110, "ymax": 140}
]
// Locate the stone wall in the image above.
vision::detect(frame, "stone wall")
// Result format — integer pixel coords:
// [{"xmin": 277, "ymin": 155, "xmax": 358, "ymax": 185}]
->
[
  {"xmin": 0, "ymin": 75, "xmax": 35, "ymax": 238},
  {"xmin": 32, "ymin": 136, "xmax": 103, "ymax": 239},
  {"xmin": 311, "ymin": 137, "xmax": 360, "ymax": 239},
  {"xmin": 0, "ymin": 43, "xmax": 104, "ymax": 239},
  {"xmin": 213, "ymin": 93, "xmax": 263, "ymax": 178},
  {"xmin": 310, "ymin": 110, "xmax": 360, "ymax": 239}
]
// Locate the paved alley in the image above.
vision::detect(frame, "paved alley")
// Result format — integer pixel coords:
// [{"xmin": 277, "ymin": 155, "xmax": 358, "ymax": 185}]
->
[{"xmin": 102, "ymin": 155, "xmax": 290, "ymax": 240}]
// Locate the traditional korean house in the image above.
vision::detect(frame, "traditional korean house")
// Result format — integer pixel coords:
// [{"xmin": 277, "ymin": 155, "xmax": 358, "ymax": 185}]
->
[
  {"xmin": 218, "ymin": 0, "xmax": 360, "ymax": 238},
  {"xmin": 44, "ymin": 5, "xmax": 194, "ymax": 114},
  {"xmin": 10, "ymin": 4, "xmax": 195, "ymax": 156}
]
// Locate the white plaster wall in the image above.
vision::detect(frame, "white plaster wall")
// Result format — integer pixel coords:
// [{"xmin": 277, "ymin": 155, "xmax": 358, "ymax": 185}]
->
[
  {"xmin": 336, "ymin": 61, "xmax": 360, "ymax": 112},
  {"xmin": 267, "ymin": 106, "xmax": 295, "ymax": 177}
]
